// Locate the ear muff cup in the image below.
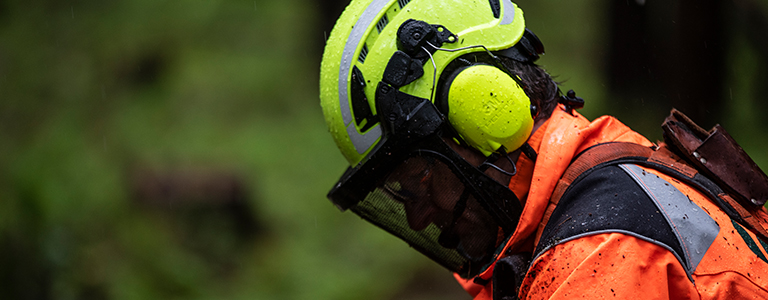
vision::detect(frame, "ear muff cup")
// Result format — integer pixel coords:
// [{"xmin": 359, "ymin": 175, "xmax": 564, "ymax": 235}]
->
[{"xmin": 438, "ymin": 64, "xmax": 534, "ymax": 156}]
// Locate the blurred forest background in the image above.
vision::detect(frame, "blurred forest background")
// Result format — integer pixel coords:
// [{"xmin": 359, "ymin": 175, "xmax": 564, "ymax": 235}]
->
[{"xmin": 2, "ymin": 0, "xmax": 768, "ymax": 299}]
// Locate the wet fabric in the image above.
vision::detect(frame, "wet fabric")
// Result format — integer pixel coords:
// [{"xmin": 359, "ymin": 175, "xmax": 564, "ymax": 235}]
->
[
  {"xmin": 454, "ymin": 105, "xmax": 768, "ymax": 300},
  {"xmin": 533, "ymin": 163, "xmax": 720, "ymax": 282},
  {"xmin": 521, "ymin": 166, "xmax": 768, "ymax": 299},
  {"xmin": 534, "ymin": 164, "xmax": 684, "ymax": 267}
]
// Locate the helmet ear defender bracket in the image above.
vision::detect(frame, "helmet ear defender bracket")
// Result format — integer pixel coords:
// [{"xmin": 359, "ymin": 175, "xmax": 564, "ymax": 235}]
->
[
  {"xmin": 396, "ymin": 19, "xmax": 458, "ymax": 58},
  {"xmin": 378, "ymin": 19, "xmax": 539, "ymax": 157},
  {"xmin": 382, "ymin": 51, "xmax": 424, "ymax": 88}
]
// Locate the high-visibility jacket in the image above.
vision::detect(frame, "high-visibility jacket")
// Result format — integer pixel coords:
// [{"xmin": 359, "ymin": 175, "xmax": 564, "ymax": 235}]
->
[{"xmin": 455, "ymin": 105, "xmax": 768, "ymax": 299}]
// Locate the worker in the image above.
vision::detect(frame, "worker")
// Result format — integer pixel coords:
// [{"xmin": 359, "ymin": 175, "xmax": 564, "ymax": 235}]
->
[{"xmin": 319, "ymin": 0, "xmax": 768, "ymax": 299}]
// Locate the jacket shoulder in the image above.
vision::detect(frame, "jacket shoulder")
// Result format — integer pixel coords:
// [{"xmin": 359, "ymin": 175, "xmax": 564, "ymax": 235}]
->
[{"xmin": 535, "ymin": 163, "xmax": 719, "ymax": 279}]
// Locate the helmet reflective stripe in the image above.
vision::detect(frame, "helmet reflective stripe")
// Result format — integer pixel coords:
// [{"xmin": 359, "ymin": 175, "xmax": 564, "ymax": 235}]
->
[
  {"xmin": 345, "ymin": 119, "xmax": 381, "ymax": 154},
  {"xmin": 500, "ymin": 0, "xmax": 516, "ymax": 25},
  {"xmin": 338, "ymin": 0, "xmax": 392, "ymax": 155}
]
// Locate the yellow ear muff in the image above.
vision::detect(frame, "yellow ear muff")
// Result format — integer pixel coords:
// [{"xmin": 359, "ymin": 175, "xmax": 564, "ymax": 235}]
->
[{"xmin": 445, "ymin": 64, "xmax": 534, "ymax": 156}]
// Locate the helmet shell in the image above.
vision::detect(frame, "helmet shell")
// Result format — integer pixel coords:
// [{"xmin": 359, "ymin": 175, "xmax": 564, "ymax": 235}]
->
[{"xmin": 320, "ymin": 0, "xmax": 527, "ymax": 166}]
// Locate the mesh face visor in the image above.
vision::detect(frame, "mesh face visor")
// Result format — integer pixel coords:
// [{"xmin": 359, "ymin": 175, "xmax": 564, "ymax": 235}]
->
[{"xmin": 328, "ymin": 82, "xmax": 523, "ymax": 278}]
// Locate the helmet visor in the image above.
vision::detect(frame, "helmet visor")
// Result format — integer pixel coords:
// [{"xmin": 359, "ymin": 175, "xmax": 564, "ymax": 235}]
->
[{"xmin": 327, "ymin": 87, "xmax": 522, "ymax": 278}]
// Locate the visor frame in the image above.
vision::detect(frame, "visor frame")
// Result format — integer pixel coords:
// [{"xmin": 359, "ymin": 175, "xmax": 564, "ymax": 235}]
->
[
  {"xmin": 326, "ymin": 82, "xmax": 525, "ymax": 277},
  {"xmin": 329, "ymin": 82, "xmax": 522, "ymax": 231}
]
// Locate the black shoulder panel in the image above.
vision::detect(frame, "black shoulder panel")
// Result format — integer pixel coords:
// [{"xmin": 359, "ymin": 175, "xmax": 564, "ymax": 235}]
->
[
  {"xmin": 534, "ymin": 163, "xmax": 720, "ymax": 281},
  {"xmin": 534, "ymin": 164, "xmax": 683, "ymax": 261}
]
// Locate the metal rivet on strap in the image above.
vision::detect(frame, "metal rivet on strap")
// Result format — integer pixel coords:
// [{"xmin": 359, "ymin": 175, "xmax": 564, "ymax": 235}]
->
[{"xmin": 693, "ymin": 152, "xmax": 701, "ymax": 159}]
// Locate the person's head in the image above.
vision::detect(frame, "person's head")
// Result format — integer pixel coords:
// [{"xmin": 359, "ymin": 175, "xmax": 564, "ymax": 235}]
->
[{"xmin": 320, "ymin": 0, "xmax": 558, "ymax": 278}]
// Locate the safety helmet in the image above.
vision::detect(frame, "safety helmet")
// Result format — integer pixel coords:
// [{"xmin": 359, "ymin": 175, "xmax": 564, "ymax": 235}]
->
[
  {"xmin": 321, "ymin": 0, "xmax": 543, "ymax": 165},
  {"xmin": 320, "ymin": 0, "xmax": 544, "ymax": 278}
]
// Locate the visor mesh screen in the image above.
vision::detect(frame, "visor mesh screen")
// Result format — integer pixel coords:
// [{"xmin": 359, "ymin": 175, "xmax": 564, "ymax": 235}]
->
[{"xmin": 350, "ymin": 155, "xmax": 502, "ymax": 277}]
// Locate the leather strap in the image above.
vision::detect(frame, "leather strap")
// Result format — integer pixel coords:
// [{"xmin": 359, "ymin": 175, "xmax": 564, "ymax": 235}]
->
[{"xmin": 662, "ymin": 109, "xmax": 768, "ymax": 207}]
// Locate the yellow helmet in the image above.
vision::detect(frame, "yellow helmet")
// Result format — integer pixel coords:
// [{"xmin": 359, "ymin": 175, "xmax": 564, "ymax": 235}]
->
[{"xmin": 320, "ymin": 0, "xmax": 542, "ymax": 166}]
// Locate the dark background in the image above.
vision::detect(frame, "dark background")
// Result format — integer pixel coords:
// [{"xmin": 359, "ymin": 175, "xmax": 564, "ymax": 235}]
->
[{"xmin": 1, "ymin": 0, "xmax": 767, "ymax": 299}]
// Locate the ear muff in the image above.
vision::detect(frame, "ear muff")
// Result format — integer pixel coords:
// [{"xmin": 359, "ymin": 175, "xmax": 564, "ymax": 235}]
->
[{"xmin": 439, "ymin": 64, "xmax": 534, "ymax": 156}]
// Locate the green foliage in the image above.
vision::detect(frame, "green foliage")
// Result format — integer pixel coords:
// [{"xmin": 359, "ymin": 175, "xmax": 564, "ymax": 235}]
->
[
  {"xmin": 1, "ymin": 0, "xmax": 766, "ymax": 299},
  {"xmin": 0, "ymin": 0, "xmax": 459, "ymax": 299}
]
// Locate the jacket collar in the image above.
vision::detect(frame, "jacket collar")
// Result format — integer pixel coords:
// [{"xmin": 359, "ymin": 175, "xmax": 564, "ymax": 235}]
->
[{"xmin": 464, "ymin": 104, "xmax": 654, "ymax": 284}]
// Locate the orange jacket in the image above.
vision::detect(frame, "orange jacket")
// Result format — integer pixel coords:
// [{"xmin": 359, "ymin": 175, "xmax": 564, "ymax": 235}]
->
[{"xmin": 456, "ymin": 106, "xmax": 768, "ymax": 299}]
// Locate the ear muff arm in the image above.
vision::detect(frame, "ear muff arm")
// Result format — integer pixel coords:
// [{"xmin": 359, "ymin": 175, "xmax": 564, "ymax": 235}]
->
[{"xmin": 422, "ymin": 41, "xmax": 528, "ymax": 92}]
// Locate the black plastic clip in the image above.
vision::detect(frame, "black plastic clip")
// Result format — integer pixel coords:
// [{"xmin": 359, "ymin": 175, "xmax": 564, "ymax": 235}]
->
[
  {"xmin": 381, "ymin": 51, "xmax": 424, "ymax": 88},
  {"xmin": 559, "ymin": 89, "xmax": 584, "ymax": 116},
  {"xmin": 397, "ymin": 19, "xmax": 457, "ymax": 58}
]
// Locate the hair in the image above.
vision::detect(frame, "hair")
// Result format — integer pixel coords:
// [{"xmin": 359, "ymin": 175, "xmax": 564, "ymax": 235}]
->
[{"xmin": 498, "ymin": 57, "xmax": 560, "ymax": 122}]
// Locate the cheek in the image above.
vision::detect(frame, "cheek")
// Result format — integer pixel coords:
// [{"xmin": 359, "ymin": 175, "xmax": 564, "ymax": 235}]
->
[
  {"xmin": 404, "ymin": 195, "xmax": 437, "ymax": 231},
  {"xmin": 453, "ymin": 213, "xmax": 499, "ymax": 257},
  {"xmin": 403, "ymin": 189, "xmax": 456, "ymax": 231},
  {"xmin": 427, "ymin": 164, "xmax": 465, "ymax": 211},
  {"xmin": 442, "ymin": 137, "xmax": 486, "ymax": 166}
]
